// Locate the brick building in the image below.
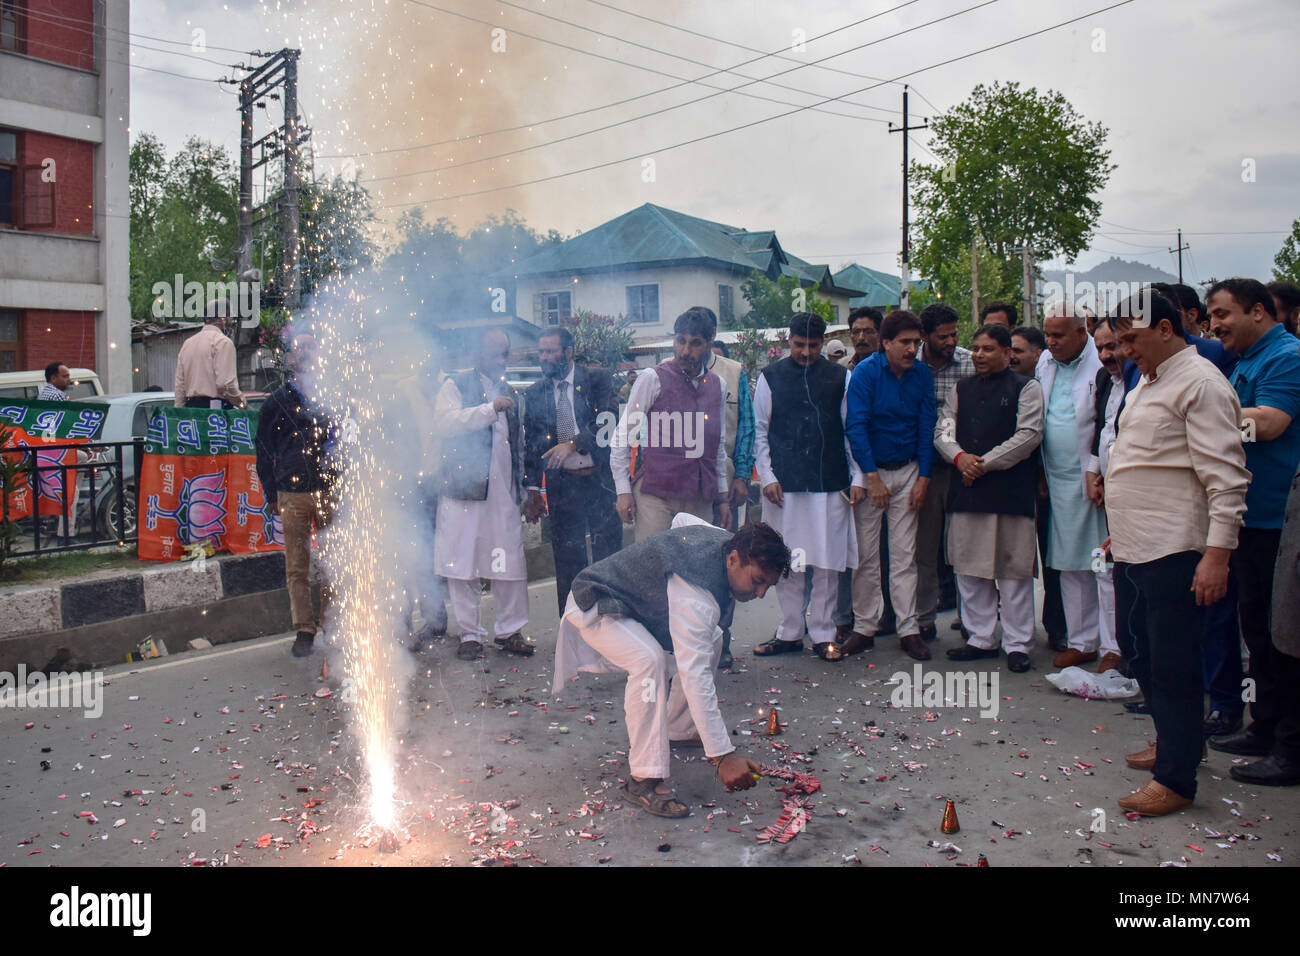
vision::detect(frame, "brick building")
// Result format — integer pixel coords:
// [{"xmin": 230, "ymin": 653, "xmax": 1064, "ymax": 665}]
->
[{"xmin": 0, "ymin": 0, "xmax": 130, "ymax": 389}]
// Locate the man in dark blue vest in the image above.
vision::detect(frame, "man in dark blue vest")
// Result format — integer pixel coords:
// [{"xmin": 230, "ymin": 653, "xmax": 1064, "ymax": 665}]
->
[
  {"xmin": 433, "ymin": 329, "xmax": 534, "ymax": 661},
  {"xmin": 934, "ymin": 324, "xmax": 1045, "ymax": 672},
  {"xmin": 553, "ymin": 515, "xmax": 784, "ymax": 817}
]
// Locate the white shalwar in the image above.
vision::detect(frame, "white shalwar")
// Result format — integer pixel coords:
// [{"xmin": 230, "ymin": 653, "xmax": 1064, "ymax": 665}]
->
[
  {"xmin": 753, "ymin": 373, "xmax": 864, "ymax": 643},
  {"xmin": 433, "ymin": 373, "xmax": 529, "ymax": 641},
  {"xmin": 551, "ymin": 513, "xmax": 734, "ymax": 779}
]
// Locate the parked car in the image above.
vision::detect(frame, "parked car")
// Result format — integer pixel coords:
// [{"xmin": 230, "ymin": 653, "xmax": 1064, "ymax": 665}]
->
[
  {"xmin": 79, "ymin": 392, "xmax": 177, "ymax": 538},
  {"xmin": 0, "ymin": 368, "xmax": 105, "ymax": 400}
]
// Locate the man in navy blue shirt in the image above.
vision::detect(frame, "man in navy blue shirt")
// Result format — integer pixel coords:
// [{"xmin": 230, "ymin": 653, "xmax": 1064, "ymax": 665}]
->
[
  {"xmin": 1205, "ymin": 278, "xmax": 1300, "ymax": 786},
  {"xmin": 844, "ymin": 310, "xmax": 936, "ymax": 661}
]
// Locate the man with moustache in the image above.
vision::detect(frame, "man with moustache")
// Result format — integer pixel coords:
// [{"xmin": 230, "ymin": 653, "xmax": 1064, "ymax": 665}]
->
[
  {"xmin": 752, "ymin": 312, "xmax": 865, "ymax": 662},
  {"xmin": 610, "ymin": 308, "xmax": 730, "ymax": 540},
  {"xmin": 1106, "ymin": 290, "xmax": 1249, "ymax": 814},
  {"xmin": 1206, "ymin": 278, "xmax": 1300, "ymax": 786},
  {"xmin": 1038, "ymin": 301, "xmax": 1113, "ymax": 669},
  {"xmin": 434, "ymin": 329, "xmax": 535, "ymax": 661},
  {"xmin": 935, "ymin": 324, "xmax": 1044, "ymax": 673},
  {"xmin": 841, "ymin": 307, "xmax": 883, "ymax": 370},
  {"xmin": 844, "ymin": 310, "xmax": 936, "ymax": 661},
  {"xmin": 524, "ymin": 327, "xmax": 624, "ymax": 616},
  {"xmin": 553, "ymin": 514, "xmax": 783, "ymax": 817}
]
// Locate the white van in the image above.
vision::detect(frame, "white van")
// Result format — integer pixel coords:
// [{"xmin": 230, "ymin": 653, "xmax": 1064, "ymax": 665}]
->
[{"xmin": 0, "ymin": 368, "xmax": 105, "ymax": 400}]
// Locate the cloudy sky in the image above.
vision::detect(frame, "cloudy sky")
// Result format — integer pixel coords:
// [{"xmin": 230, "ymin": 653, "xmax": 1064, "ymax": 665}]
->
[{"xmin": 128, "ymin": 0, "xmax": 1299, "ymax": 285}]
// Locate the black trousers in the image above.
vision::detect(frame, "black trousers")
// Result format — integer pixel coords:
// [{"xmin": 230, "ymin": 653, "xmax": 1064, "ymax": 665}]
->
[
  {"xmin": 546, "ymin": 468, "xmax": 623, "ymax": 616},
  {"xmin": 1036, "ymin": 494, "xmax": 1067, "ymax": 641},
  {"xmin": 1115, "ymin": 552, "xmax": 1206, "ymax": 799},
  {"xmin": 1233, "ymin": 528, "xmax": 1300, "ymax": 759}
]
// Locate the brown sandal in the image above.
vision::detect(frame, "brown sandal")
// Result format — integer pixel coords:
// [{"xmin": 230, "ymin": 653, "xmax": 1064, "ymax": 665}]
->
[
  {"xmin": 754, "ymin": 637, "xmax": 804, "ymax": 656},
  {"xmin": 625, "ymin": 777, "xmax": 690, "ymax": 818},
  {"xmin": 494, "ymin": 631, "xmax": 536, "ymax": 656}
]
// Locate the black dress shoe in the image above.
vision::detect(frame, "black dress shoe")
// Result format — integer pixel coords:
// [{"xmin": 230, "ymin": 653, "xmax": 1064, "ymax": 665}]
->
[
  {"xmin": 1006, "ymin": 652, "xmax": 1031, "ymax": 673},
  {"xmin": 1048, "ymin": 632, "xmax": 1068, "ymax": 652},
  {"xmin": 1202, "ymin": 710, "xmax": 1243, "ymax": 738},
  {"xmin": 718, "ymin": 648, "xmax": 734, "ymax": 671},
  {"xmin": 919, "ymin": 624, "xmax": 938, "ymax": 642},
  {"xmin": 291, "ymin": 631, "xmax": 314, "ymax": 658},
  {"xmin": 1124, "ymin": 700, "xmax": 1152, "ymax": 714},
  {"xmin": 946, "ymin": 644, "xmax": 999, "ymax": 661},
  {"xmin": 950, "ymin": 619, "xmax": 964, "ymax": 631},
  {"xmin": 1228, "ymin": 753, "xmax": 1300, "ymax": 786},
  {"xmin": 1209, "ymin": 727, "xmax": 1271, "ymax": 756},
  {"xmin": 899, "ymin": 634, "xmax": 931, "ymax": 661}
]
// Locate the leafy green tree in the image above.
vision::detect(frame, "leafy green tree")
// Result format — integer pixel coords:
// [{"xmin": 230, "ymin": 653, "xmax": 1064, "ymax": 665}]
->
[
  {"xmin": 565, "ymin": 311, "xmax": 635, "ymax": 368},
  {"xmin": 911, "ymin": 81, "xmax": 1113, "ymax": 316},
  {"xmin": 728, "ymin": 272, "xmax": 835, "ymax": 330},
  {"xmin": 1273, "ymin": 216, "xmax": 1300, "ymax": 283}
]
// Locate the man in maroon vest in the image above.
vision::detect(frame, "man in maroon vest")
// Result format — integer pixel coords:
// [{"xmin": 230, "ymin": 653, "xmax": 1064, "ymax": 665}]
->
[{"xmin": 610, "ymin": 307, "xmax": 730, "ymax": 540}]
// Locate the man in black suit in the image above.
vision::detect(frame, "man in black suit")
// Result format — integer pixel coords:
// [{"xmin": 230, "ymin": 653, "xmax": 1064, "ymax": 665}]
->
[{"xmin": 524, "ymin": 327, "xmax": 625, "ymax": 614}]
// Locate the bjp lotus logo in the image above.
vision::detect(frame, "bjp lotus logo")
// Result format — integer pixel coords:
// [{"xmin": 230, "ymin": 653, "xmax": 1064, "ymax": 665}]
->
[
  {"xmin": 236, "ymin": 492, "xmax": 283, "ymax": 546},
  {"xmin": 146, "ymin": 469, "xmax": 228, "ymax": 544},
  {"xmin": 32, "ymin": 447, "xmax": 70, "ymax": 506}
]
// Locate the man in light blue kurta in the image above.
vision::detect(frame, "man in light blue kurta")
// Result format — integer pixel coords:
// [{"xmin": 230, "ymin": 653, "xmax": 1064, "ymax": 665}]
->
[{"xmin": 1036, "ymin": 303, "xmax": 1117, "ymax": 668}]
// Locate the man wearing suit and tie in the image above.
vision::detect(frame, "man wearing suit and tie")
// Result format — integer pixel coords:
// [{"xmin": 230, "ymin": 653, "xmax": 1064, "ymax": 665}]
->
[{"xmin": 525, "ymin": 327, "xmax": 625, "ymax": 614}]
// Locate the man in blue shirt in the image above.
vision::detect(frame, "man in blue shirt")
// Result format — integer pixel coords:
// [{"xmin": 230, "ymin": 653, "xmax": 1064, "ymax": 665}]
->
[
  {"xmin": 844, "ymin": 310, "xmax": 936, "ymax": 661},
  {"xmin": 1206, "ymin": 278, "xmax": 1300, "ymax": 786}
]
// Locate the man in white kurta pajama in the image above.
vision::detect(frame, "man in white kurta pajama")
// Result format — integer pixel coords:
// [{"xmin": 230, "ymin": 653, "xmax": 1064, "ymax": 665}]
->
[
  {"xmin": 751, "ymin": 314, "xmax": 865, "ymax": 661},
  {"xmin": 434, "ymin": 330, "xmax": 533, "ymax": 660},
  {"xmin": 553, "ymin": 513, "xmax": 780, "ymax": 816}
]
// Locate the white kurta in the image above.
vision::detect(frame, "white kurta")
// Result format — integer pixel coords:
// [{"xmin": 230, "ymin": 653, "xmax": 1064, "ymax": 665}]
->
[
  {"xmin": 433, "ymin": 373, "xmax": 526, "ymax": 581},
  {"xmin": 753, "ymin": 373, "xmax": 865, "ymax": 572}
]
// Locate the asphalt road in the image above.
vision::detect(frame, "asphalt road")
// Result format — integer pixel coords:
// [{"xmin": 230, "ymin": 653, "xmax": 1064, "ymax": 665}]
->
[{"xmin": 1, "ymin": 578, "xmax": 1294, "ymax": 868}]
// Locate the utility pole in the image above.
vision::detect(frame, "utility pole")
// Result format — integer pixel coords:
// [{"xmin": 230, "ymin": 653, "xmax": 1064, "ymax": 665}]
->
[
  {"xmin": 1011, "ymin": 245, "xmax": 1036, "ymax": 327},
  {"xmin": 888, "ymin": 85, "xmax": 927, "ymax": 310},
  {"xmin": 282, "ymin": 50, "xmax": 301, "ymax": 311},
  {"xmin": 1169, "ymin": 228, "xmax": 1190, "ymax": 284},
  {"xmin": 237, "ymin": 82, "xmax": 253, "ymax": 287},
  {"xmin": 971, "ymin": 232, "xmax": 979, "ymax": 326}
]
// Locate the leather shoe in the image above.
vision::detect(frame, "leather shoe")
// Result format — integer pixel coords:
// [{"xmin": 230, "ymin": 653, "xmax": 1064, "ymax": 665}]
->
[
  {"xmin": 837, "ymin": 630, "xmax": 874, "ymax": 655},
  {"xmin": 899, "ymin": 633, "xmax": 931, "ymax": 661},
  {"xmin": 1053, "ymin": 648, "xmax": 1098, "ymax": 668},
  {"xmin": 946, "ymin": 644, "xmax": 999, "ymax": 661},
  {"xmin": 1048, "ymin": 632, "xmax": 1068, "ymax": 652},
  {"xmin": 718, "ymin": 648, "xmax": 734, "ymax": 671},
  {"xmin": 919, "ymin": 624, "xmax": 938, "ymax": 642},
  {"xmin": 1007, "ymin": 652, "xmax": 1031, "ymax": 673},
  {"xmin": 1117, "ymin": 780, "xmax": 1192, "ymax": 816},
  {"xmin": 1125, "ymin": 744, "xmax": 1157, "ymax": 770},
  {"xmin": 1228, "ymin": 753, "xmax": 1300, "ymax": 787},
  {"xmin": 1208, "ymin": 727, "xmax": 1271, "ymax": 756},
  {"xmin": 835, "ymin": 624, "xmax": 853, "ymax": 644},
  {"xmin": 1097, "ymin": 652, "xmax": 1122, "ymax": 673},
  {"xmin": 1124, "ymin": 700, "xmax": 1152, "ymax": 715},
  {"xmin": 1202, "ymin": 710, "xmax": 1242, "ymax": 738}
]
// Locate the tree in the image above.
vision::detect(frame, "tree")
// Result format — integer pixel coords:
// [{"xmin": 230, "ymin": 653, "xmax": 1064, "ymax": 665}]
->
[
  {"xmin": 1273, "ymin": 216, "xmax": 1300, "ymax": 283},
  {"xmin": 565, "ymin": 311, "xmax": 635, "ymax": 368},
  {"xmin": 728, "ymin": 271, "xmax": 835, "ymax": 330},
  {"xmin": 911, "ymin": 81, "xmax": 1114, "ymax": 315}
]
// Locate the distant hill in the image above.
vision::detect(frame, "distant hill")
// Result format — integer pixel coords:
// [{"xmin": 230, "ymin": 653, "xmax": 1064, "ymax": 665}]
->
[{"xmin": 1041, "ymin": 256, "xmax": 1179, "ymax": 288}]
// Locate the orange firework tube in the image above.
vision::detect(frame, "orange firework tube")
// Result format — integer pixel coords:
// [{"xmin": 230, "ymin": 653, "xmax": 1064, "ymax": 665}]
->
[{"xmin": 941, "ymin": 799, "xmax": 960, "ymax": 834}]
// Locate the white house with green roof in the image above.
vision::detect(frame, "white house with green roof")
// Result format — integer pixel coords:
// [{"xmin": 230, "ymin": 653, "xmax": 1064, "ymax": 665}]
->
[{"xmin": 506, "ymin": 203, "xmax": 866, "ymax": 342}]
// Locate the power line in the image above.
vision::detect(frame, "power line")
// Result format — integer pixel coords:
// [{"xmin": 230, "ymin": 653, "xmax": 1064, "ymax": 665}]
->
[
  {"xmin": 578, "ymin": 0, "xmax": 911, "ymax": 96},
  {"xmin": 376, "ymin": 0, "xmax": 1140, "ymax": 211},
  {"xmin": 359, "ymin": 0, "xmax": 1000, "ymax": 184},
  {"xmin": 9, "ymin": 30, "xmax": 236, "ymax": 84},
  {"xmin": 329, "ymin": 0, "xmax": 935, "ymax": 162},
  {"xmin": 909, "ymin": 85, "xmax": 945, "ymax": 113}
]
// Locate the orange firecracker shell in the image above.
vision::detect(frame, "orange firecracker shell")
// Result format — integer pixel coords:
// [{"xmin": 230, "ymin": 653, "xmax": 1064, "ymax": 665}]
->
[{"xmin": 941, "ymin": 799, "xmax": 960, "ymax": 834}]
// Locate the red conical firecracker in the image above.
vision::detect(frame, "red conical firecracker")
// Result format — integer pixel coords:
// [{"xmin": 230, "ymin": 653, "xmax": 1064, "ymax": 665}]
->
[
  {"xmin": 941, "ymin": 799, "xmax": 960, "ymax": 834},
  {"xmin": 766, "ymin": 708, "xmax": 782, "ymax": 736},
  {"xmin": 321, "ymin": 658, "xmax": 329, "ymax": 680},
  {"xmin": 976, "ymin": 853, "xmax": 989, "ymax": 867}
]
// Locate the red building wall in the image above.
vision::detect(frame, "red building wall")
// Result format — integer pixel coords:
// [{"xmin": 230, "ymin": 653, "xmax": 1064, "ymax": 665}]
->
[
  {"xmin": 21, "ymin": 310, "xmax": 97, "ymax": 371},
  {"xmin": 23, "ymin": 0, "xmax": 96, "ymax": 71},
  {"xmin": 18, "ymin": 131, "xmax": 94, "ymax": 235}
]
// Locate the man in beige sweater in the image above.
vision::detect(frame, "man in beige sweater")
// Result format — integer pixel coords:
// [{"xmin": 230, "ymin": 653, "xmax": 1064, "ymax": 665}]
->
[{"xmin": 1105, "ymin": 290, "xmax": 1249, "ymax": 816}]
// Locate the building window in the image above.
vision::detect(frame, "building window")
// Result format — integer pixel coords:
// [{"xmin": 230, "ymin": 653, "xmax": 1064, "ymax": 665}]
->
[
  {"xmin": 718, "ymin": 284, "xmax": 733, "ymax": 323},
  {"xmin": 533, "ymin": 291, "xmax": 572, "ymax": 326},
  {"xmin": 830, "ymin": 303, "xmax": 840, "ymax": 323},
  {"xmin": 0, "ymin": 311, "xmax": 18, "ymax": 373},
  {"xmin": 0, "ymin": 1, "xmax": 23, "ymax": 54},
  {"xmin": 21, "ymin": 164, "xmax": 54, "ymax": 227},
  {"xmin": 0, "ymin": 129, "xmax": 16, "ymax": 226},
  {"xmin": 626, "ymin": 284, "xmax": 659, "ymax": 324}
]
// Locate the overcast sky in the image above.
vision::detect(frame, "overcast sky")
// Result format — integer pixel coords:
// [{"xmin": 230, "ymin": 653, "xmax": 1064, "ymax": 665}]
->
[{"xmin": 128, "ymin": 0, "xmax": 1300, "ymax": 287}]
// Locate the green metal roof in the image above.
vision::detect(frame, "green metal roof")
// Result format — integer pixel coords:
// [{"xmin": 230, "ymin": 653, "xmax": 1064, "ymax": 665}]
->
[
  {"xmin": 832, "ymin": 263, "xmax": 930, "ymax": 307},
  {"xmin": 508, "ymin": 204, "xmax": 865, "ymax": 298}
]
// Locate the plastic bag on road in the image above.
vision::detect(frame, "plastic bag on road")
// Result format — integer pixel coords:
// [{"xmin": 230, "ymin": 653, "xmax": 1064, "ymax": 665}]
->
[{"xmin": 1045, "ymin": 665, "xmax": 1140, "ymax": 700}]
